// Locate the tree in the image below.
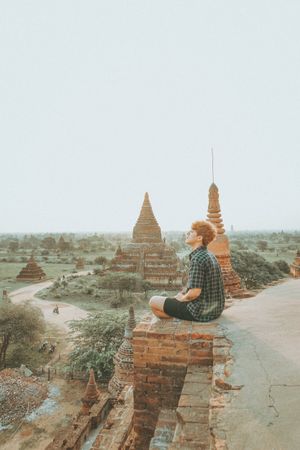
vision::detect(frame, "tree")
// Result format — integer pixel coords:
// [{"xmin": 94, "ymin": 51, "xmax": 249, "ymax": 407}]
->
[
  {"xmin": 273, "ymin": 260, "xmax": 290, "ymax": 274},
  {"xmin": 41, "ymin": 236, "xmax": 56, "ymax": 249},
  {"xmin": 0, "ymin": 302, "xmax": 45, "ymax": 368},
  {"xmin": 256, "ymin": 240, "xmax": 268, "ymax": 251},
  {"xmin": 68, "ymin": 311, "xmax": 127, "ymax": 378},
  {"xmin": 98, "ymin": 273, "xmax": 142, "ymax": 302},
  {"xmin": 94, "ymin": 256, "xmax": 108, "ymax": 268},
  {"xmin": 8, "ymin": 240, "xmax": 19, "ymax": 252},
  {"xmin": 141, "ymin": 280, "xmax": 153, "ymax": 299},
  {"xmin": 169, "ymin": 240, "xmax": 181, "ymax": 252},
  {"xmin": 58, "ymin": 236, "xmax": 71, "ymax": 252},
  {"xmin": 234, "ymin": 240, "xmax": 248, "ymax": 250},
  {"xmin": 231, "ymin": 250, "xmax": 285, "ymax": 289}
]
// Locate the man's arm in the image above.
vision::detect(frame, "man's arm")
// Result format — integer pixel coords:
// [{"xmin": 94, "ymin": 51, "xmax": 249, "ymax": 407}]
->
[
  {"xmin": 176, "ymin": 257, "xmax": 206, "ymax": 302},
  {"xmin": 175, "ymin": 288, "xmax": 201, "ymax": 302}
]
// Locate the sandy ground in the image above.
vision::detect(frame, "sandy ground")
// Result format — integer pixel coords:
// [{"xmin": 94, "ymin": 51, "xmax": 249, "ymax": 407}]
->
[
  {"xmin": 0, "ymin": 378, "xmax": 86, "ymax": 450},
  {"xmin": 0, "ymin": 273, "xmax": 90, "ymax": 450}
]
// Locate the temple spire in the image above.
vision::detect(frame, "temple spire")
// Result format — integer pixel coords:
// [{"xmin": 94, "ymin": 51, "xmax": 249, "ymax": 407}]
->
[
  {"xmin": 211, "ymin": 148, "xmax": 215, "ymax": 183},
  {"xmin": 206, "ymin": 181, "xmax": 241, "ymax": 295},
  {"xmin": 124, "ymin": 306, "xmax": 136, "ymax": 339},
  {"xmin": 207, "ymin": 183, "xmax": 225, "ymax": 235},
  {"xmin": 132, "ymin": 192, "xmax": 162, "ymax": 243},
  {"xmin": 81, "ymin": 369, "xmax": 100, "ymax": 415}
]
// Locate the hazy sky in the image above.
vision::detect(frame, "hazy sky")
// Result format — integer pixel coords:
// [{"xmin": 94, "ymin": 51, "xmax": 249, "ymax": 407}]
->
[{"xmin": 1, "ymin": 1, "xmax": 299, "ymax": 233}]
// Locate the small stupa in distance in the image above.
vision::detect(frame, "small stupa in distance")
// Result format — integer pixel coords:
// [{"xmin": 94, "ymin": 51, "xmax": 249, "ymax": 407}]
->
[{"xmin": 16, "ymin": 254, "xmax": 46, "ymax": 282}]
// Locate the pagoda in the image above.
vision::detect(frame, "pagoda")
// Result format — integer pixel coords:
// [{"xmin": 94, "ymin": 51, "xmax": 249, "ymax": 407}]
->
[
  {"xmin": 16, "ymin": 255, "xmax": 46, "ymax": 282},
  {"xmin": 110, "ymin": 193, "xmax": 183, "ymax": 289},
  {"xmin": 108, "ymin": 306, "xmax": 136, "ymax": 396},
  {"xmin": 206, "ymin": 183, "xmax": 241, "ymax": 295},
  {"xmin": 75, "ymin": 257, "xmax": 85, "ymax": 270},
  {"xmin": 290, "ymin": 250, "xmax": 300, "ymax": 278},
  {"xmin": 81, "ymin": 369, "xmax": 100, "ymax": 415}
]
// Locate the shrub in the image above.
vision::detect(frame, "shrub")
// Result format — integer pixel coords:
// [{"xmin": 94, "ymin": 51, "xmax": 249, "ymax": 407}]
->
[
  {"xmin": 231, "ymin": 250, "xmax": 285, "ymax": 289},
  {"xmin": 68, "ymin": 311, "xmax": 127, "ymax": 378},
  {"xmin": 273, "ymin": 260, "xmax": 290, "ymax": 274}
]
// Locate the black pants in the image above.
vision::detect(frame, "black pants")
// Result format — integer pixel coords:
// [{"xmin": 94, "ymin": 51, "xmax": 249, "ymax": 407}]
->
[{"xmin": 163, "ymin": 297, "xmax": 195, "ymax": 321}]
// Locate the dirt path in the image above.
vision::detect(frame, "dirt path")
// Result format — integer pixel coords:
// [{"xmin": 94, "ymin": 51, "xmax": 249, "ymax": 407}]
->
[{"xmin": 9, "ymin": 272, "xmax": 89, "ymax": 332}]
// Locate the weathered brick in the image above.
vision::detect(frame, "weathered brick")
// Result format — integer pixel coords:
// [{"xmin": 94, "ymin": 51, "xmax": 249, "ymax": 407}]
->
[
  {"xmin": 176, "ymin": 406, "xmax": 209, "ymax": 424},
  {"xmin": 147, "ymin": 375, "xmax": 170, "ymax": 384},
  {"xmin": 178, "ymin": 394, "xmax": 210, "ymax": 408}
]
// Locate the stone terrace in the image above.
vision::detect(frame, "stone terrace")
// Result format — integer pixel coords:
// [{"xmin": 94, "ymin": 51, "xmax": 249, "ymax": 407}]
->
[
  {"xmin": 132, "ymin": 317, "xmax": 233, "ymax": 449},
  {"xmin": 44, "ymin": 315, "xmax": 237, "ymax": 450}
]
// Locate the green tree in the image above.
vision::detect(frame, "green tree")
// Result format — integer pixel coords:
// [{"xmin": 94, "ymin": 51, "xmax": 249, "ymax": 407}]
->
[
  {"xmin": 141, "ymin": 280, "xmax": 153, "ymax": 299},
  {"xmin": 68, "ymin": 311, "xmax": 127, "ymax": 378},
  {"xmin": 231, "ymin": 250, "xmax": 285, "ymax": 289},
  {"xmin": 99, "ymin": 273, "xmax": 142, "ymax": 301},
  {"xmin": 273, "ymin": 260, "xmax": 290, "ymax": 274},
  {"xmin": 256, "ymin": 240, "xmax": 268, "ymax": 251},
  {"xmin": 41, "ymin": 236, "xmax": 56, "ymax": 249},
  {"xmin": 8, "ymin": 240, "xmax": 19, "ymax": 252},
  {"xmin": 0, "ymin": 302, "xmax": 45, "ymax": 368},
  {"xmin": 169, "ymin": 240, "xmax": 181, "ymax": 252},
  {"xmin": 94, "ymin": 256, "xmax": 108, "ymax": 267}
]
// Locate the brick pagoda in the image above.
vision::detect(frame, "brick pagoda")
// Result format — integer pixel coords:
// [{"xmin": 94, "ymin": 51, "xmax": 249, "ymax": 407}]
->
[
  {"xmin": 81, "ymin": 369, "xmax": 100, "ymax": 415},
  {"xmin": 110, "ymin": 192, "xmax": 183, "ymax": 289},
  {"xmin": 16, "ymin": 255, "xmax": 46, "ymax": 282},
  {"xmin": 76, "ymin": 257, "xmax": 85, "ymax": 270},
  {"xmin": 108, "ymin": 306, "xmax": 136, "ymax": 396},
  {"xmin": 290, "ymin": 250, "xmax": 300, "ymax": 278},
  {"xmin": 206, "ymin": 183, "xmax": 241, "ymax": 295}
]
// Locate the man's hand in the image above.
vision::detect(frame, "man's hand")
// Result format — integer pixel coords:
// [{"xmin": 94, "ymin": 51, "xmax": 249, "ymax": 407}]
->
[
  {"xmin": 174, "ymin": 292, "xmax": 185, "ymax": 301},
  {"xmin": 176, "ymin": 288, "xmax": 201, "ymax": 302}
]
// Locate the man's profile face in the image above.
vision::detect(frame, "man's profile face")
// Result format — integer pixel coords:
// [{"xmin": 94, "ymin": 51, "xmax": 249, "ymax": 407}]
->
[{"xmin": 185, "ymin": 229, "xmax": 202, "ymax": 246}]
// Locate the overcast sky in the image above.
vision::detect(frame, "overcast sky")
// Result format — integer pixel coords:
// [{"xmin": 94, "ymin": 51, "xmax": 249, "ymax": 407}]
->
[{"xmin": 1, "ymin": 1, "xmax": 299, "ymax": 233}]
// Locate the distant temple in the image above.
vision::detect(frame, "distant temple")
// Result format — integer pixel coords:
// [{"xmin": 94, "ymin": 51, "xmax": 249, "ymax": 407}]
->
[
  {"xmin": 290, "ymin": 250, "xmax": 300, "ymax": 278},
  {"xmin": 76, "ymin": 257, "xmax": 85, "ymax": 270},
  {"xmin": 16, "ymin": 255, "xmax": 46, "ymax": 282},
  {"xmin": 110, "ymin": 192, "xmax": 183, "ymax": 289},
  {"xmin": 206, "ymin": 183, "xmax": 241, "ymax": 295}
]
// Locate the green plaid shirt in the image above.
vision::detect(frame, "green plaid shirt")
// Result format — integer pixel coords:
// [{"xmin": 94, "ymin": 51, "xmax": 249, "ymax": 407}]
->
[{"xmin": 186, "ymin": 246, "xmax": 225, "ymax": 322}]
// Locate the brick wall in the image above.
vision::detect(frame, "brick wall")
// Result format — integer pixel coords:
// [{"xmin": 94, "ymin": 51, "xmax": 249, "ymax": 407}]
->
[
  {"xmin": 92, "ymin": 386, "xmax": 134, "ymax": 449},
  {"xmin": 45, "ymin": 394, "xmax": 111, "ymax": 450},
  {"xmin": 132, "ymin": 318, "xmax": 218, "ymax": 449}
]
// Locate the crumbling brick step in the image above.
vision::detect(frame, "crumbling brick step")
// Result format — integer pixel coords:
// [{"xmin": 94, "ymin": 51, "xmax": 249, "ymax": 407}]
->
[
  {"xmin": 170, "ymin": 366, "xmax": 212, "ymax": 450},
  {"xmin": 149, "ymin": 409, "xmax": 177, "ymax": 450}
]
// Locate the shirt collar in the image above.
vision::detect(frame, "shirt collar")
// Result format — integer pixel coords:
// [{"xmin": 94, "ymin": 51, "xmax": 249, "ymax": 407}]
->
[{"xmin": 189, "ymin": 245, "xmax": 207, "ymax": 260}]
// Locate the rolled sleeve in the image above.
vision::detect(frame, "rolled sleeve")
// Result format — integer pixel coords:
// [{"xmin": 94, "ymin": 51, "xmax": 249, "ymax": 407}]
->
[{"xmin": 188, "ymin": 259, "xmax": 206, "ymax": 289}]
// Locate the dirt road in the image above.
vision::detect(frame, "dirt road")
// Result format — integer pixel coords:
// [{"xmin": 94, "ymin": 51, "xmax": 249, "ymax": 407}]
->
[{"xmin": 9, "ymin": 274, "xmax": 89, "ymax": 332}]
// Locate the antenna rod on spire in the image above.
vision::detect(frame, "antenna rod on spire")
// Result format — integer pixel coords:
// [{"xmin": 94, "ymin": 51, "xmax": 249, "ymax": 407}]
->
[{"xmin": 211, "ymin": 148, "xmax": 215, "ymax": 183}]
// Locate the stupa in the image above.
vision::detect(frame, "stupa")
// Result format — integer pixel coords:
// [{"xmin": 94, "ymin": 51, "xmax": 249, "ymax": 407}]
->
[
  {"xmin": 108, "ymin": 306, "xmax": 136, "ymax": 396},
  {"xmin": 206, "ymin": 183, "xmax": 241, "ymax": 295},
  {"xmin": 76, "ymin": 257, "xmax": 85, "ymax": 270},
  {"xmin": 16, "ymin": 255, "xmax": 46, "ymax": 282},
  {"xmin": 290, "ymin": 250, "xmax": 300, "ymax": 278},
  {"xmin": 110, "ymin": 193, "xmax": 183, "ymax": 289},
  {"xmin": 81, "ymin": 369, "xmax": 100, "ymax": 415}
]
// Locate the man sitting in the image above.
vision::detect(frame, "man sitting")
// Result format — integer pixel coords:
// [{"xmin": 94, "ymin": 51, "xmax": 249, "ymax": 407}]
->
[{"xmin": 149, "ymin": 220, "xmax": 225, "ymax": 322}]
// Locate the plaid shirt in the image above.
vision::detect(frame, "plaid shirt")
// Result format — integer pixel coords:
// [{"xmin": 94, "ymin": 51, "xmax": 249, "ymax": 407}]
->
[{"xmin": 186, "ymin": 245, "xmax": 225, "ymax": 322}]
